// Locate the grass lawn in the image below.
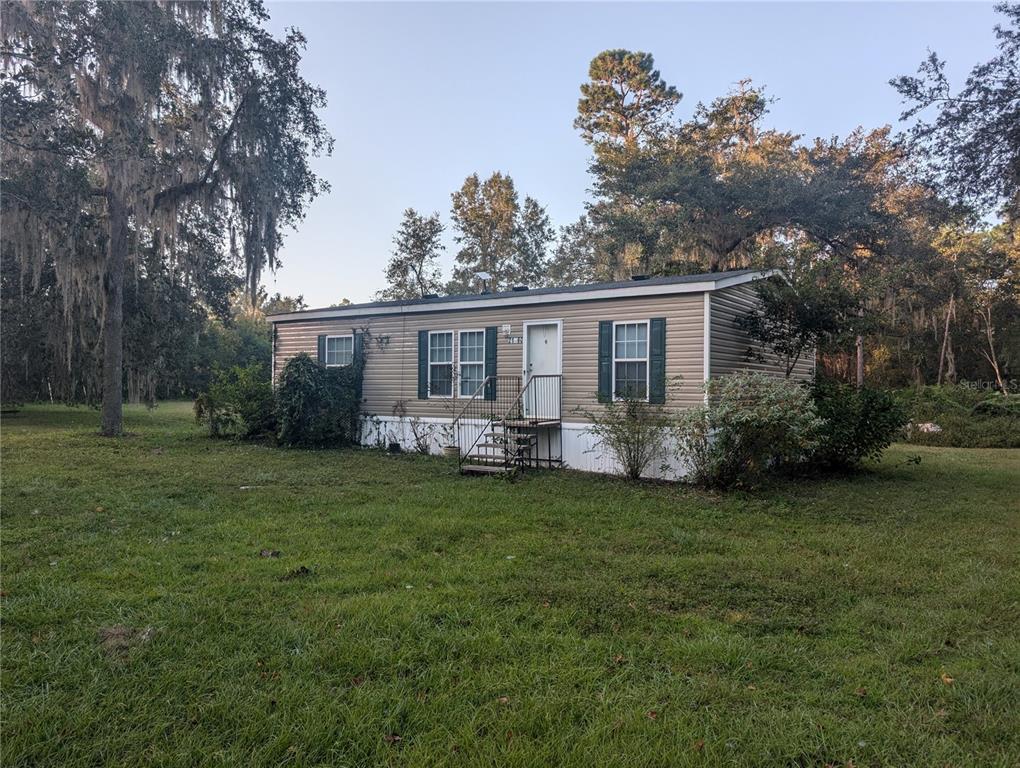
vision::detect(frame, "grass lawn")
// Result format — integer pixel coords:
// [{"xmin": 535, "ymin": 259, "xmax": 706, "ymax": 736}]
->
[{"xmin": 2, "ymin": 402, "xmax": 1019, "ymax": 767}]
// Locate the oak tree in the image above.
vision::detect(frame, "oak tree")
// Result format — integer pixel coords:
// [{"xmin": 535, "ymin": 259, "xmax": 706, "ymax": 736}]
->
[{"xmin": 1, "ymin": 0, "xmax": 331, "ymax": 434}]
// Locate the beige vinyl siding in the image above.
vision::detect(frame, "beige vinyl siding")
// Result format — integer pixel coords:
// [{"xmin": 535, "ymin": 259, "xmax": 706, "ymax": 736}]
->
[
  {"xmin": 273, "ymin": 292, "xmax": 706, "ymax": 420},
  {"xmin": 709, "ymin": 283, "xmax": 814, "ymax": 381}
]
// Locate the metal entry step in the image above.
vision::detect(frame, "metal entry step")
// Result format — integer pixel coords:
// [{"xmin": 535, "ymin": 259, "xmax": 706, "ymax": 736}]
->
[{"xmin": 461, "ymin": 464, "xmax": 514, "ymax": 475}]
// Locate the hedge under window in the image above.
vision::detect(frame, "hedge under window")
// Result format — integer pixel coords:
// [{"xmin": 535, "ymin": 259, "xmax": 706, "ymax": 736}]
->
[
  {"xmin": 613, "ymin": 322, "xmax": 648, "ymax": 399},
  {"xmin": 429, "ymin": 331, "xmax": 454, "ymax": 397}
]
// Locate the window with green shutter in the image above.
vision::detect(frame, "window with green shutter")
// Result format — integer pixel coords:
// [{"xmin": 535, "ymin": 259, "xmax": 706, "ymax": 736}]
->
[{"xmin": 612, "ymin": 321, "xmax": 648, "ymax": 399}]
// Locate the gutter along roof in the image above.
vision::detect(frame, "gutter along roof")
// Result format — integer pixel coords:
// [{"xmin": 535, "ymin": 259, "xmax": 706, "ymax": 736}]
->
[{"xmin": 267, "ymin": 268, "xmax": 774, "ymax": 323}]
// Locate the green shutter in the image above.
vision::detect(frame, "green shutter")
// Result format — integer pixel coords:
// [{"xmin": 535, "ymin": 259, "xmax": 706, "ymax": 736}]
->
[
  {"xmin": 484, "ymin": 327, "xmax": 497, "ymax": 401},
  {"xmin": 353, "ymin": 331, "xmax": 365, "ymax": 399},
  {"xmin": 317, "ymin": 334, "xmax": 326, "ymax": 365},
  {"xmin": 417, "ymin": 330, "xmax": 429, "ymax": 399},
  {"xmin": 597, "ymin": 320, "xmax": 612, "ymax": 403},
  {"xmin": 649, "ymin": 317, "xmax": 666, "ymax": 404}
]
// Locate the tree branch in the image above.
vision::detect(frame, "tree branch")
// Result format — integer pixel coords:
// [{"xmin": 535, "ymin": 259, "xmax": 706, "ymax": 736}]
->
[{"xmin": 150, "ymin": 91, "xmax": 250, "ymax": 212}]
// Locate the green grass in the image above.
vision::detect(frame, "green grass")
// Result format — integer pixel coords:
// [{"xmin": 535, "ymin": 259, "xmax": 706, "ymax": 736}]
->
[{"xmin": 3, "ymin": 403, "xmax": 1019, "ymax": 767}]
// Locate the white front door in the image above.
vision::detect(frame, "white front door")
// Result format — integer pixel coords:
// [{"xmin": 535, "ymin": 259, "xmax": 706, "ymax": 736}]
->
[{"xmin": 524, "ymin": 322, "xmax": 561, "ymax": 418}]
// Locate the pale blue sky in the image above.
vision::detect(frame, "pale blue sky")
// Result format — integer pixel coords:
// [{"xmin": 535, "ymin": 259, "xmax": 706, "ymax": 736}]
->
[{"xmin": 264, "ymin": 2, "xmax": 1001, "ymax": 307}]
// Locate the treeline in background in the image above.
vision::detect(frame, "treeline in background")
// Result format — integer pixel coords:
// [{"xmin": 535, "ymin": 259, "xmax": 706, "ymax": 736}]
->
[{"xmin": 2, "ymin": 3, "xmax": 1017, "ymax": 423}]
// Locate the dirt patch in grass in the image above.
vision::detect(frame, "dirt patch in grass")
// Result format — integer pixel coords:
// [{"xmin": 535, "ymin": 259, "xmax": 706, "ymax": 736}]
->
[
  {"xmin": 279, "ymin": 565, "xmax": 313, "ymax": 581},
  {"xmin": 97, "ymin": 625, "xmax": 155, "ymax": 661}
]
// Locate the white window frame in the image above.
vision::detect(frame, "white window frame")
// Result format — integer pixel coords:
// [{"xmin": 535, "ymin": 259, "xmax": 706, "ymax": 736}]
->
[
  {"xmin": 457, "ymin": 328, "xmax": 486, "ymax": 398},
  {"xmin": 324, "ymin": 334, "xmax": 354, "ymax": 367},
  {"xmin": 612, "ymin": 320, "xmax": 650, "ymax": 401},
  {"xmin": 427, "ymin": 329, "xmax": 455, "ymax": 399}
]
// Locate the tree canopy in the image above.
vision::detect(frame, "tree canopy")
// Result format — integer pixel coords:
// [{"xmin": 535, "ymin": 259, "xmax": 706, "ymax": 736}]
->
[
  {"xmin": 892, "ymin": 3, "xmax": 1020, "ymax": 220},
  {"xmin": 1, "ymin": 0, "xmax": 331, "ymax": 433},
  {"xmin": 3, "ymin": 6, "xmax": 1017, "ymax": 405},
  {"xmin": 379, "ymin": 208, "xmax": 445, "ymax": 300},
  {"xmin": 447, "ymin": 171, "xmax": 554, "ymax": 293}
]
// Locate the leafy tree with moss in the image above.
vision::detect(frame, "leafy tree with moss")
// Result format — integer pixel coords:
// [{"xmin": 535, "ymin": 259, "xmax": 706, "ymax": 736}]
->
[{"xmin": 1, "ymin": 0, "xmax": 332, "ymax": 435}]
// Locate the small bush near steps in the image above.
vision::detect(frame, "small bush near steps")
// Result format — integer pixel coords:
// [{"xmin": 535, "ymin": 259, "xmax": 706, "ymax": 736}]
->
[{"xmin": 578, "ymin": 396, "xmax": 670, "ymax": 480}]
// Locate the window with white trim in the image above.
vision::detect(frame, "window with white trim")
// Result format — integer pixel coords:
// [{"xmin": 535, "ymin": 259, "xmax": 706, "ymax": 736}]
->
[
  {"xmin": 459, "ymin": 330, "xmax": 485, "ymax": 397},
  {"xmin": 613, "ymin": 321, "xmax": 649, "ymax": 399},
  {"xmin": 325, "ymin": 335, "xmax": 354, "ymax": 367},
  {"xmin": 428, "ymin": 331, "xmax": 454, "ymax": 397}
]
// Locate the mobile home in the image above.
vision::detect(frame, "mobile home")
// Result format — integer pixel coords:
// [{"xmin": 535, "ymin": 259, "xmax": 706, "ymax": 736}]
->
[{"xmin": 268, "ymin": 268, "xmax": 813, "ymax": 476}]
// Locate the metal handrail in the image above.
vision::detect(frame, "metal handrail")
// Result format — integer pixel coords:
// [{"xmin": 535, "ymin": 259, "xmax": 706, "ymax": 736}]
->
[
  {"xmin": 492, "ymin": 374, "xmax": 562, "ymax": 469},
  {"xmin": 517, "ymin": 374, "xmax": 562, "ymax": 423},
  {"xmin": 454, "ymin": 375, "xmax": 521, "ymax": 467},
  {"xmin": 455, "ymin": 374, "xmax": 563, "ymax": 470},
  {"xmin": 451, "ymin": 376, "xmax": 493, "ymax": 426}
]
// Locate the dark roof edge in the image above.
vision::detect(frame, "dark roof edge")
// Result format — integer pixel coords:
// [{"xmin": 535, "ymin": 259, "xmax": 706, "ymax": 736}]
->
[{"xmin": 268, "ymin": 268, "xmax": 775, "ymax": 323}]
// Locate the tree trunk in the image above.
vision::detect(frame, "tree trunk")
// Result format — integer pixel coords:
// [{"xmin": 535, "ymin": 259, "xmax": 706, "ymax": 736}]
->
[
  {"xmin": 856, "ymin": 303, "xmax": 864, "ymax": 385},
  {"xmin": 855, "ymin": 334, "xmax": 864, "ymax": 389},
  {"xmin": 100, "ymin": 191, "xmax": 128, "ymax": 437},
  {"xmin": 980, "ymin": 306, "xmax": 1008, "ymax": 396},
  {"xmin": 127, "ymin": 370, "xmax": 141, "ymax": 405},
  {"xmin": 936, "ymin": 295, "xmax": 955, "ymax": 386}
]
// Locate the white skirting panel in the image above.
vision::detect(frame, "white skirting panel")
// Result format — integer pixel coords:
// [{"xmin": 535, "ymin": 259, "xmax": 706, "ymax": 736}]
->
[{"xmin": 360, "ymin": 416, "xmax": 689, "ymax": 479}]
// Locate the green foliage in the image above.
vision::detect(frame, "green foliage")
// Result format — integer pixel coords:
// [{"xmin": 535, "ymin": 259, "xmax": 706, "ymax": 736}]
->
[
  {"xmin": 547, "ymin": 214, "xmax": 616, "ymax": 286},
  {"xmin": 194, "ymin": 363, "xmax": 276, "ymax": 439},
  {"xmin": 808, "ymin": 382, "xmax": 907, "ymax": 469},
  {"xmin": 578, "ymin": 396, "xmax": 669, "ymax": 480},
  {"xmin": 574, "ymin": 50, "xmax": 681, "ymax": 160},
  {"xmin": 378, "ymin": 208, "xmax": 445, "ymax": 300},
  {"xmin": 514, "ymin": 196, "xmax": 556, "ymax": 288},
  {"xmin": 892, "ymin": 4, "xmax": 1020, "ymax": 218},
  {"xmin": 896, "ymin": 383, "xmax": 987, "ymax": 419},
  {"xmin": 276, "ymin": 353, "xmax": 364, "ymax": 448},
  {"xmin": 448, "ymin": 172, "xmax": 554, "ymax": 292},
  {"xmin": 740, "ymin": 277, "xmax": 856, "ymax": 376},
  {"xmin": 972, "ymin": 394, "xmax": 1020, "ymax": 418},
  {"xmin": 674, "ymin": 373, "xmax": 824, "ymax": 488},
  {"xmin": 2, "ymin": 0, "xmax": 332, "ymax": 434},
  {"xmin": 896, "ymin": 385, "xmax": 1020, "ymax": 448}
]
